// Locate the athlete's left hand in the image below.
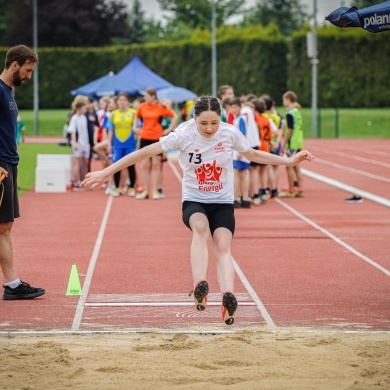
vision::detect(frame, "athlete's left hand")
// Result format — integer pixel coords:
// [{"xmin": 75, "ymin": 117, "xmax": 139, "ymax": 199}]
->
[{"xmin": 290, "ymin": 150, "xmax": 315, "ymax": 165}]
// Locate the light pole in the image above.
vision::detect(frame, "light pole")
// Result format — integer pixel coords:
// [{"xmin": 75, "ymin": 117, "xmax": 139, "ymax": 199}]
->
[
  {"xmin": 33, "ymin": 0, "xmax": 39, "ymax": 135},
  {"xmin": 211, "ymin": 0, "xmax": 217, "ymax": 96},
  {"xmin": 311, "ymin": 0, "xmax": 318, "ymax": 138}
]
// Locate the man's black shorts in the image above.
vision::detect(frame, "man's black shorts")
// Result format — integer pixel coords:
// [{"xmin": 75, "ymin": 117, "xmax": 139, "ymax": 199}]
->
[
  {"xmin": 0, "ymin": 161, "xmax": 20, "ymax": 223},
  {"xmin": 182, "ymin": 201, "xmax": 235, "ymax": 235}
]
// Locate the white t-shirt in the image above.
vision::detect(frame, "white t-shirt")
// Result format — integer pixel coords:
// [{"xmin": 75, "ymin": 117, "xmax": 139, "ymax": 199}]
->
[
  {"xmin": 160, "ymin": 119, "xmax": 250, "ymax": 203},
  {"xmin": 68, "ymin": 114, "xmax": 89, "ymax": 147},
  {"xmin": 240, "ymin": 105, "xmax": 260, "ymax": 148},
  {"xmin": 233, "ymin": 115, "xmax": 250, "ymax": 164}
]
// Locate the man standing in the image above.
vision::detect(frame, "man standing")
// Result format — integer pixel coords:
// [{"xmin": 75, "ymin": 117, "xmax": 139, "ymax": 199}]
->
[{"xmin": 0, "ymin": 45, "xmax": 45, "ymax": 300}]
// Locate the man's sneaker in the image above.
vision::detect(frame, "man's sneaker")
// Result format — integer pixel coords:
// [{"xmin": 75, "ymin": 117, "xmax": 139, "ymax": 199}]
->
[
  {"xmin": 221, "ymin": 292, "xmax": 237, "ymax": 325},
  {"xmin": 345, "ymin": 195, "xmax": 363, "ymax": 204},
  {"xmin": 3, "ymin": 281, "xmax": 45, "ymax": 300},
  {"xmin": 127, "ymin": 187, "xmax": 136, "ymax": 197},
  {"xmin": 136, "ymin": 190, "xmax": 149, "ymax": 200},
  {"xmin": 233, "ymin": 200, "xmax": 241, "ymax": 209},
  {"xmin": 189, "ymin": 280, "xmax": 209, "ymax": 311}
]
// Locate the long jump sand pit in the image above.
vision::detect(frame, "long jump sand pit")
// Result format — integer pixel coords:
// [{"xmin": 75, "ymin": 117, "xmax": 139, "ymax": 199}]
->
[{"xmin": 1, "ymin": 327, "xmax": 389, "ymax": 389}]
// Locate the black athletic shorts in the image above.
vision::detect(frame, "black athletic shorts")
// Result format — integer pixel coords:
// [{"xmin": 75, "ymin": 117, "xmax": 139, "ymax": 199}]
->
[
  {"xmin": 182, "ymin": 201, "xmax": 235, "ymax": 235},
  {"xmin": 139, "ymin": 138, "xmax": 162, "ymax": 156},
  {"xmin": 249, "ymin": 146, "xmax": 260, "ymax": 167},
  {"xmin": 0, "ymin": 160, "xmax": 20, "ymax": 223}
]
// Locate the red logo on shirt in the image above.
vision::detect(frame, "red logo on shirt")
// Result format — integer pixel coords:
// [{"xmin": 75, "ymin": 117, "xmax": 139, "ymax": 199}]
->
[
  {"xmin": 196, "ymin": 160, "xmax": 223, "ymax": 192},
  {"xmin": 195, "ymin": 160, "xmax": 222, "ymax": 182},
  {"xmin": 215, "ymin": 142, "xmax": 225, "ymax": 152},
  {"xmin": 194, "ymin": 148, "xmax": 199, "ymax": 152}
]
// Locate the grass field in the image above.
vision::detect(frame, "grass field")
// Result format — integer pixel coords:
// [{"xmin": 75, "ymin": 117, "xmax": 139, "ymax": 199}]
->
[
  {"xmin": 17, "ymin": 143, "xmax": 72, "ymax": 195},
  {"xmin": 19, "ymin": 107, "xmax": 390, "ymax": 139}
]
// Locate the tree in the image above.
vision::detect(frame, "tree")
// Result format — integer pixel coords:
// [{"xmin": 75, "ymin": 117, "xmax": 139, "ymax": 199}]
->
[
  {"xmin": 352, "ymin": 0, "xmax": 386, "ymax": 8},
  {"xmin": 3, "ymin": 0, "xmax": 130, "ymax": 47},
  {"xmin": 157, "ymin": 0, "xmax": 245, "ymax": 29},
  {"xmin": 125, "ymin": 0, "xmax": 147, "ymax": 44},
  {"xmin": 241, "ymin": 0, "xmax": 308, "ymax": 37},
  {"xmin": 0, "ymin": 0, "xmax": 16, "ymax": 44}
]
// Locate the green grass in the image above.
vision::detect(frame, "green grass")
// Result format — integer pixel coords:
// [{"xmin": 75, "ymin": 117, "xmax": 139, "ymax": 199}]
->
[
  {"xmin": 17, "ymin": 143, "xmax": 72, "ymax": 195},
  {"xmin": 19, "ymin": 109, "xmax": 69, "ymax": 137},
  {"xmin": 20, "ymin": 107, "xmax": 390, "ymax": 139},
  {"xmin": 277, "ymin": 107, "xmax": 390, "ymax": 139}
]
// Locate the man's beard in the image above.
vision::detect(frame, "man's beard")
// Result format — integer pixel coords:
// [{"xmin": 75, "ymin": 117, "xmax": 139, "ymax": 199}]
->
[{"xmin": 13, "ymin": 69, "xmax": 23, "ymax": 86}]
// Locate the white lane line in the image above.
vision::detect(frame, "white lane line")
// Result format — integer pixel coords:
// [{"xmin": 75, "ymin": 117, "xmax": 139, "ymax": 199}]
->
[
  {"xmin": 276, "ymin": 199, "xmax": 390, "ymax": 277},
  {"xmin": 301, "ymin": 168, "xmax": 390, "ymax": 208},
  {"xmin": 1, "ymin": 330, "xmax": 389, "ymax": 337},
  {"xmin": 307, "ymin": 146, "xmax": 390, "ymax": 168},
  {"xmin": 85, "ymin": 302, "xmax": 256, "ymax": 307},
  {"xmin": 232, "ymin": 258, "xmax": 276, "ymax": 327},
  {"xmin": 71, "ymin": 196, "xmax": 113, "ymax": 331},
  {"xmin": 168, "ymin": 160, "xmax": 275, "ymax": 326},
  {"xmin": 168, "ymin": 159, "xmax": 183, "ymax": 182},
  {"xmin": 0, "ymin": 329, "xmax": 235, "ymax": 336},
  {"xmin": 339, "ymin": 144, "xmax": 390, "ymax": 158},
  {"xmin": 312, "ymin": 159, "xmax": 390, "ymax": 183}
]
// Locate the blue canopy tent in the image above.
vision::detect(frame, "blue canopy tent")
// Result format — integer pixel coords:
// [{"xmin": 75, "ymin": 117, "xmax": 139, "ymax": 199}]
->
[
  {"xmin": 70, "ymin": 72, "xmax": 144, "ymax": 97},
  {"xmin": 325, "ymin": 0, "xmax": 390, "ymax": 33},
  {"xmin": 157, "ymin": 86, "xmax": 197, "ymax": 103},
  {"xmin": 117, "ymin": 56, "xmax": 173, "ymax": 90}
]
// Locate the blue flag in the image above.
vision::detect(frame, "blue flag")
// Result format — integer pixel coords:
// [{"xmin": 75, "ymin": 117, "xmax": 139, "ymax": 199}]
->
[{"xmin": 325, "ymin": 0, "xmax": 390, "ymax": 33}]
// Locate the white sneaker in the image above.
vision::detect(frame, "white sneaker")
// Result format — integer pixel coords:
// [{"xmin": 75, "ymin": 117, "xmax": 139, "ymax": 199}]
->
[
  {"xmin": 252, "ymin": 197, "xmax": 261, "ymax": 206},
  {"xmin": 152, "ymin": 190, "xmax": 161, "ymax": 200},
  {"xmin": 109, "ymin": 187, "xmax": 122, "ymax": 197},
  {"xmin": 127, "ymin": 187, "xmax": 136, "ymax": 197},
  {"xmin": 105, "ymin": 185, "xmax": 114, "ymax": 195},
  {"xmin": 136, "ymin": 190, "xmax": 149, "ymax": 200}
]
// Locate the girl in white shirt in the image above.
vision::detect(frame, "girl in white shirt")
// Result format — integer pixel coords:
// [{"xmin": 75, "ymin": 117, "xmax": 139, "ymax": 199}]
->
[
  {"xmin": 81, "ymin": 96, "xmax": 314, "ymax": 325},
  {"xmin": 68, "ymin": 101, "xmax": 90, "ymax": 188}
]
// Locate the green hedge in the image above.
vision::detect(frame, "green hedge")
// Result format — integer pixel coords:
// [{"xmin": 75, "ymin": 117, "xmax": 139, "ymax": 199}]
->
[
  {"xmin": 288, "ymin": 26, "xmax": 390, "ymax": 108},
  {"xmin": 1, "ymin": 24, "xmax": 388, "ymax": 109},
  {"xmin": 0, "ymin": 25, "xmax": 288, "ymax": 108}
]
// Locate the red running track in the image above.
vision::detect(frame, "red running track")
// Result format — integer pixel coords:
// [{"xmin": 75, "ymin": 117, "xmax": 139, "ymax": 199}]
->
[{"xmin": 0, "ymin": 139, "xmax": 389, "ymax": 332}]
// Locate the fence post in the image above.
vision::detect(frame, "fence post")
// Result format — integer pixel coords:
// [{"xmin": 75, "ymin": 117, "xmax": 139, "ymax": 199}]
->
[{"xmin": 317, "ymin": 108, "xmax": 321, "ymax": 138}]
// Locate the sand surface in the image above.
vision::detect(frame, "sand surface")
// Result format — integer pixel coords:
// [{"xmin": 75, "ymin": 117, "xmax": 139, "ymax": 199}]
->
[{"xmin": 1, "ymin": 327, "xmax": 389, "ymax": 390}]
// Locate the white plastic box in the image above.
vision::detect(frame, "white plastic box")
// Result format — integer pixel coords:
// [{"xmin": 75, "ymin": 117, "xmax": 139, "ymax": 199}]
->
[
  {"xmin": 35, "ymin": 154, "xmax": 73, "ymax": 193},
  {"xmin": 35, "ymin": 167, "xmax": 67, "ymax": 192}
]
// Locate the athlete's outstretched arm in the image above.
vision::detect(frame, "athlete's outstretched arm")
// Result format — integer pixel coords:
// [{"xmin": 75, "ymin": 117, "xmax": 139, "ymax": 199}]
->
[
  {"xmin": 242, "ymin": 148, "xmax": 314, "ymax": 167},
  {"xmin": 81, "ymin": 142, "xmax": 164, "ymax": 188}
]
